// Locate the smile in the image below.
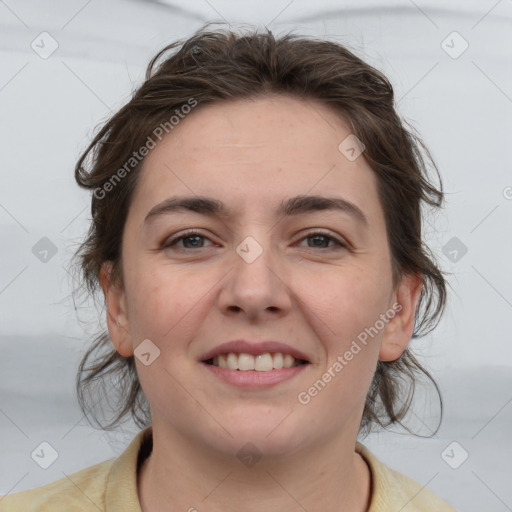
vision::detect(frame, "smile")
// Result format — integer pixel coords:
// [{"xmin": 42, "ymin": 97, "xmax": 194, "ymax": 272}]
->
[{"xmin": 205, "ymin": 352, "xmax": 307, "ymax": 372}]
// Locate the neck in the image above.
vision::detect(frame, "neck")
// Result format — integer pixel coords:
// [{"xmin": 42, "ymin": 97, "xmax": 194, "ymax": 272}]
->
[{"xmin": 137, "ymin": 423, "xmax": 371, "ymax": 512}]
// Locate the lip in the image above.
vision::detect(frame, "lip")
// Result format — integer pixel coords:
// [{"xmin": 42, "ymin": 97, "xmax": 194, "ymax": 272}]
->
[
  {"xmin": 199, "ymin": 339, "xmax": 311, "ymax": 363},
  {"xmin": 203, "ymin": 362, "xmax": 308, "ymax": 388}
]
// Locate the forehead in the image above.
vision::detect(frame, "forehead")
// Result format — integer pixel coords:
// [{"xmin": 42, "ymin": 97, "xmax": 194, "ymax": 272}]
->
[{"xmin": 129, "ymin": 95, "xmax": 383, "ymax": 227}]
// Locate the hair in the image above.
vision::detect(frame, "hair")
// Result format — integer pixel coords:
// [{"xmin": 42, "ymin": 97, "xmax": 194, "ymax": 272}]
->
[{"xmin": 71, "ymin": 22, "xmax": 449, "ymax": 436}]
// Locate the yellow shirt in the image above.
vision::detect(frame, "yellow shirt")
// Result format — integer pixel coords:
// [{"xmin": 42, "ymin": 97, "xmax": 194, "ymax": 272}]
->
[{"xmin": 0, "ymin": 426, "xmax": 457, "ymax": 511}]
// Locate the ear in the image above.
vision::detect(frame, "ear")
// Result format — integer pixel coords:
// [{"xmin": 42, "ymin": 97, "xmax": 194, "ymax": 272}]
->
[
  {"xmin": 99, "ymin": 261, "xmax": 134, "ymax": 357},
  {"xmin": 379, "ymin": 272, "xmax": 422, "ymax": 362}
]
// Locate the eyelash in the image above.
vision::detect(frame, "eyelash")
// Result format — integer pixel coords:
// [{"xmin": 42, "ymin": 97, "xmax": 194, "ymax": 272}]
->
[{"xmin": 162, "ymin": 229, "xmax": 347, "ymax": 251}]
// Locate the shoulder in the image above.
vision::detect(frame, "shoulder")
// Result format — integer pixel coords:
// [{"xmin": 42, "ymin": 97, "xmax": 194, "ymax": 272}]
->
[
  {"xmin": 0, "ymin": 426, "xmax": 152, "ymax": 512},
  {"xmin": 356, "ymin": 442, "xmax": 458, "ymax": 512},
  {"xmin": 0, "ymin": 458, "xmax": 115, "ymax": 511}
]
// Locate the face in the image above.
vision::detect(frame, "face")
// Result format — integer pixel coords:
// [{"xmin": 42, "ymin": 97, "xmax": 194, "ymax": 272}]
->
[{"xmin": 102, "ymin": 94, "xmax": 421, "ymax": 457}]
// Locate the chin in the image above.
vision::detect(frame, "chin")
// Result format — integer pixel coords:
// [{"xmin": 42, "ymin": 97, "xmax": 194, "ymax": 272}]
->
[{"xmin": 213, "ymin": 415, "xmax": 312, "ymax": 458}]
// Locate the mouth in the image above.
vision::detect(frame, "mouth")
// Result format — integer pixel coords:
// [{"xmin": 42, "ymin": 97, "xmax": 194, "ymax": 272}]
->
[
  {"xmin": 200, "ymin": 340, "xmax": 311, "ymax": 387},
  {"xmin": 203, "ymin": 352, "xmax": 309, "ymax": 371}
]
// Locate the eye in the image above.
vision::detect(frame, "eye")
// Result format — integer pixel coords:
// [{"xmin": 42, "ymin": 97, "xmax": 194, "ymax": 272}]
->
[
  {"xmin": 295, "ymin": 230, "xmax": 347, "ymax": 250},
  {"xmin": 162, "ymin": 230, "xmax": 216, "ymax": 250},
  {"xmin": 161, "ymin": 229, "xmax": 347, "ymax": 252}
]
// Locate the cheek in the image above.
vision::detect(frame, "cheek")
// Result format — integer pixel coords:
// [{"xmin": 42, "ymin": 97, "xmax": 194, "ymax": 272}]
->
[
  {"xmin": 125, "ymin": 263, "xmax": 212, "ymax": 346},
  {"xmin": 298, "ymin": 273, "xmax": 386, "ymax": 409},
  {"xmin": 297, "ymin": 266, "xmax": 391, "ymax": 404},
  {"xmin": 303, "ymin": 267, "xmax": 390, "ymax": 337}
]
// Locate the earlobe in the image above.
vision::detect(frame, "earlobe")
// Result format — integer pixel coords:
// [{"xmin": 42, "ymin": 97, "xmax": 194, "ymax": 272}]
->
[
  {"xmin": 378, "ymin": 272, "xmax": 422, "ymax": 362},
  {"xmin": 100, "ymin": 261, "xmax": 134, "ymax": 357}
]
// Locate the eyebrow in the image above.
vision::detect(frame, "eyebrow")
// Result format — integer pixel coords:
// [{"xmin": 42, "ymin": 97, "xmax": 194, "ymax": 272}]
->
[{"xmin": 144, "ymin": 194, "xmax": 369, "ymax": 228}]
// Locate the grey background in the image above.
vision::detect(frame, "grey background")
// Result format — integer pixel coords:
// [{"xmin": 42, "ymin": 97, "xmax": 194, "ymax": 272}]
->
[{"xmin": 1, "ymin": 1, "xmax": 511, "ymax": 510}]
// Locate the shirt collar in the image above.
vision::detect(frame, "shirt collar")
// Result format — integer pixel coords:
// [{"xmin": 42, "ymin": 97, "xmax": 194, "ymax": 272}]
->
[
  {"xmin": 356, "ymin": 440, "xmax": 393, "ymax": 511},
  {"xmin": 105, "ymin": 426, "xmax": 153, "ymax": 512}
]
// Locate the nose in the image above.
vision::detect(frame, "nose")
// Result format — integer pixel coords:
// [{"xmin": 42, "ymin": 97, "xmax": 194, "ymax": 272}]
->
[{"xmin": 217, "ymin": 235, "xmax": 293, "ymax": 321}]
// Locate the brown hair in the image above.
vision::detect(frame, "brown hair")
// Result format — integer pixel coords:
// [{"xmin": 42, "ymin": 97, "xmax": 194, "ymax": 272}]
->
[{"xmin": 71, "ymin": 22, "xmax": 448, "ymax": 436}]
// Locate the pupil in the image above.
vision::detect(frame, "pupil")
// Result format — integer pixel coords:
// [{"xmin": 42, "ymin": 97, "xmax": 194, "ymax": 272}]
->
[
  {"xmin": 185, "ymin": 236, "xmax": 202, "ymax": 248},
  {"xmin": 310, "ymin": 235, "xmax": 327, "ymax": 247}
]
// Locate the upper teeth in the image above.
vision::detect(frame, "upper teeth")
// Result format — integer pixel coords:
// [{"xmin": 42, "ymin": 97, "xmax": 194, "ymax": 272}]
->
[{"xmin": 212, "ymin": 352, "xmax": 301, "ymax": 371}]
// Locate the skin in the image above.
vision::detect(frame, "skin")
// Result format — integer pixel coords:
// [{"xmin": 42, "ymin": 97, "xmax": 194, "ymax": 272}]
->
[{"xmin": 100, "ymin": 94, "xmax": 422, "ymax": 512}]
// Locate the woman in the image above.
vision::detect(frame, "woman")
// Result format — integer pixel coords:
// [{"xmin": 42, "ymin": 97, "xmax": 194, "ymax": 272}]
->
[{"xmin": 0, "ymin": 23, "xmax": 457, "ymax": 511}]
